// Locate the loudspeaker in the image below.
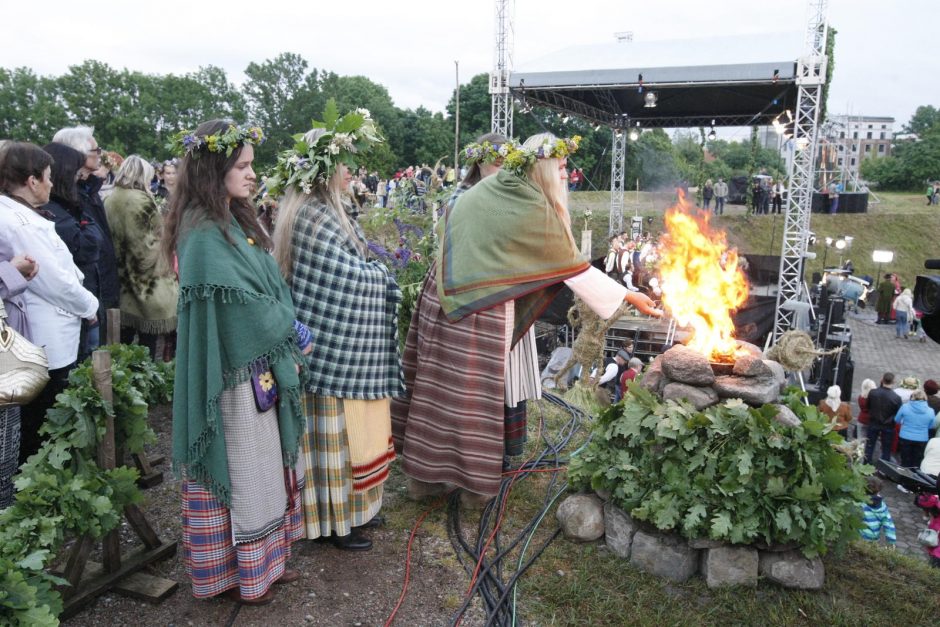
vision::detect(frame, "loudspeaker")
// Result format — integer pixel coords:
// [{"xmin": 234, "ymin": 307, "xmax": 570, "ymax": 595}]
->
[{"xmin": 914, "ymin": 274, "xmax": 940, "ymax": 343}]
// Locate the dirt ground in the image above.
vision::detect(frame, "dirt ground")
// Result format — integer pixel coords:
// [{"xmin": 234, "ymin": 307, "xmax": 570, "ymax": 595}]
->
[{"xmin": 61, "ymin": 405, "xmax": 488, "ymax": 627}]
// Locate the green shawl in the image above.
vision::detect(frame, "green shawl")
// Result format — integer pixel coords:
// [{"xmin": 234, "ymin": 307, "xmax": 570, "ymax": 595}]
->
[
  {"xmin": 104, "ymin": 187, "xmax": 178, "ymax": 333},
  {"xmin": 172, "ymin": 217, "xmax": 305, "ymax": 507},
  {"xmin": 437, "ymin": 169, "xmax": 589, "ymax": 344}
]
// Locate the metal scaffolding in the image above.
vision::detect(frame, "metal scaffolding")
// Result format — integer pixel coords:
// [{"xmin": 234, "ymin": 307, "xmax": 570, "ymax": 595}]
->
[
  {"xmin": 772, "ymin": 0, "xmax": 828, "ymax": 343},
  {"xmin": 609, "ymin": 128, "xmax": 627, "ymax": 236},
  {"xmin": 490, "ymin": 0, "xmax": 514, "ymax": 137}
]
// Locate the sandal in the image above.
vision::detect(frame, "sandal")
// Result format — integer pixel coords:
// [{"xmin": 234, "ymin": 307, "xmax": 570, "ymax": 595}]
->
[{"xmin": 225, "ymin": 587, "xmax": 276, "ymax": 606}]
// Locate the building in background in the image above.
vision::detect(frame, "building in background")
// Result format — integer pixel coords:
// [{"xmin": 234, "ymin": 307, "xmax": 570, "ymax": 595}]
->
[{"xmin": 819, "ymin": 115, "xmax": 895, "ymax": 188}]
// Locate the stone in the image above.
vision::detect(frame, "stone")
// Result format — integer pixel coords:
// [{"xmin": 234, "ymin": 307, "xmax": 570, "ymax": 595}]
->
[
  {"xmin": 702, "ymin": 546, "xmax": 759, "ymax": 588},
  {"xmin": 763, "ymin": 360, "xmax": 787, "ymax": 391},
  {"xmin": 713, "ymin": 375, "xmax": 780, "ymax": 407},
  {"xmin": 735, "ymin": 340, "xmax": 764, "ymax": 358},
  {"xmin": 688, "ymin": 537, "xmax": 725, "ymax": 549},
  {"xmin": 604, "ymin": 503, "xmax": 639, "ymax": 559},
  {"xmin": 638, "ymin": 355, "xmax": 667, "ymax": 394},
  {"xmin": 759, "ymin": 550, "xmax": 825, "ymax": 589},
  {"xmin": 771, "ymin": 404, "xmax": 802, "ymax": 428},
  {"xmin": 661, "ymin": 345, "xmax": 715, "ymax": 386},
  {"xmin": 732, "ymin": 354, "xmax": 773, "ymax": 378},
  {"xmin": 662, "ymin": 382, "xmax": 720, "ymax": 410},
  {"xmin": 629, "ymin": 530, "xmax": 700, "ymax": 582},
  {"xmin": 596, "ymin": 487, "xmax": 611, "ymax": 501},
  {"xmin": 556, "ymin": 494, "xmax": 605, "ymax": 542}
]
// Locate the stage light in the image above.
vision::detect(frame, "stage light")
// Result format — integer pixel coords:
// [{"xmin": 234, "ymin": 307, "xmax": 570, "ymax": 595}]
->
[
  {"xmin": 872, "ymin": 250, "xmax": 894, "ymax": 263},
  {"xmin": 644, "ymin": 91, "xmax": 657, "ymax": 108},
  {"xmin": 629, "ymin": 128, "xmax": 640, "ymax": 141},
  {"xmin": 835, "ymin": 238, "xmax": 846, "ymax": 250},
  {"xmin": 707, "ymin": 126, "xmax": 717, "ymax": 141}
]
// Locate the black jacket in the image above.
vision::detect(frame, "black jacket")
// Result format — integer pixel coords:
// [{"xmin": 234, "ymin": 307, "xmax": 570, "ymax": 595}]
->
[
  {"xmin": 867, "ymin": 385, "xmax": 903, "ymax": 429},
  {"xmin": 78, "ymin": 175, "xmax": 120, "ymax": 309},
  {"xmin": 42, "ymin": 195, "xmax": 103, "ymax": 298}
]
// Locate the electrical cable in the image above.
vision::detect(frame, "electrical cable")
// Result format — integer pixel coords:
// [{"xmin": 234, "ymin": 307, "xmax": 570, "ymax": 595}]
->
[{"xmin": 445, "ymin": 392, "xmax": 588, "ymax": 626}]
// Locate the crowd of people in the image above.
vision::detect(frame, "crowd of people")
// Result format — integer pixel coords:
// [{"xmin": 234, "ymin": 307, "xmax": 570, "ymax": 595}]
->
[{"xmin": 0, "ymin": 113, "xmax": 663, "ymax": 605}]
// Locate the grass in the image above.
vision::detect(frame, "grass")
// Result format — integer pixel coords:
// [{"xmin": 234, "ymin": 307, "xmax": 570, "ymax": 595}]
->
[
  {"xmin": 569, "ymin": 190, "xmax": 940, "ymax": 288},
  {"xmin": 380, "ymin": 396, "xmax": 940, "ymax": 626}
]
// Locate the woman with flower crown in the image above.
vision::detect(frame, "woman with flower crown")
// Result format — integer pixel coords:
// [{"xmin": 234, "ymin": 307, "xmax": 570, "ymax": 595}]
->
[
  {"xmin": 163, "ymin": 120, "xmax": 307, "ymax": 605},
  {"xmin": 447, "ymin": 132, "xmax": 510, "ymax": 209},
  {"xmin": 269, "ymin": 101, "xmax": 402, "ymax": 552},
  {"xmin": 391, "ymin": 132, "xmax": 662, "ymax": 506}
]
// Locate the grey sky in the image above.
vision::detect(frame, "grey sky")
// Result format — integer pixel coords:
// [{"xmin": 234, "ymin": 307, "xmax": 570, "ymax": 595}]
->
[{"xmin": 3, "ymin": 0, "xmax": 936, "ymax": 132}]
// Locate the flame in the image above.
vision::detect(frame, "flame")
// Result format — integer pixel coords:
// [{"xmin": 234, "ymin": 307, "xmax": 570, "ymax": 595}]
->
[{"xmin": 658, "ymin": 189, "xmax": 749, "ymax": 361}]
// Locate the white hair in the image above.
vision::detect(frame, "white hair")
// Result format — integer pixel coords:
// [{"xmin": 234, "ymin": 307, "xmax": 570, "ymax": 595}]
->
[
  {"xmin": 113, "ymin": 155, "xmax": 154, "ymax": 193},
  {"xmin": 52, "ymin": 126, "xmax": 96, "ymax": 153}
]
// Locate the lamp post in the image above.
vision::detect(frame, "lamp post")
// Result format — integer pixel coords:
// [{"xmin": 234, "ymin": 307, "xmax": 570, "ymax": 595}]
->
[{"xmin": 872, "ymin": 250, "xmax": 894, "ymax": 290}]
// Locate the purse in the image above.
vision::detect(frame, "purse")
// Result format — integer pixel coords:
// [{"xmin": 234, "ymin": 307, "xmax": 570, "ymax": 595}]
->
[
  {"xmin": 0, "ymin": 300, "xmax": 50, "ymax": 407},
  {"xmin": 917, "ymin": 527, "xmax": 939, "ymax": 548},
  {"xmin": 249, "ymin": 358, "xmax": 278, "ymax": 413}
]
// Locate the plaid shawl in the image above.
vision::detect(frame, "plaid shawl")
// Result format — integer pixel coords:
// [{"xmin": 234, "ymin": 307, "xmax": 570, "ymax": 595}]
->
[
  {"xmin": 290, "ymin": 200, "xmax": 404, "ymax": 399},
  {"xmin": 437, "ymin": 169, "xmax": 589, "ymax": 345}
]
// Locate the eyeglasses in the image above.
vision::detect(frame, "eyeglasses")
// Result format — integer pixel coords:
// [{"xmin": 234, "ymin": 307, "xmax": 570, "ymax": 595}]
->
[{"xmin": 88, "ymin": 147, "xmax": 102, "ymax": 156}]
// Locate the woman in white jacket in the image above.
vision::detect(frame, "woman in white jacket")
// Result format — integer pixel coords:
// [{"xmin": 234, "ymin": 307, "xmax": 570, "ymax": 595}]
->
[{"xmin": 0, "ymin": 142, "xmax": 98, "ymax": 463}]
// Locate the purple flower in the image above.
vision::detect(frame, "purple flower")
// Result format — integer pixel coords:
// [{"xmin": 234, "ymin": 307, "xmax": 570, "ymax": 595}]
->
[{"xmin": 182, "ymin": 134, "xmax": 201, "ymax": 150}]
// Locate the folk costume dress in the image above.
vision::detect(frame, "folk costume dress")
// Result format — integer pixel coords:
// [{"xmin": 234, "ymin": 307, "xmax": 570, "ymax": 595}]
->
[
  {"xmin": 391, "ymin": 169, "xmax": 627, "ymax": 498},
  {"xmin": 288, "ymin": 200, "xmax": 402, "ymax": 539},
  {"xmin": 173, "ymin": 217, "xmax": 306, "ymax": 600}
]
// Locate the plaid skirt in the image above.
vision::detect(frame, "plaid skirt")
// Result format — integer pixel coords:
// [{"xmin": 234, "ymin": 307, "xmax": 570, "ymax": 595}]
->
[
  {"xmin": 0, "ymin": 406, "xmax": 20, "ymax": 508},
  {"xmin": 181, "ymin": 474, "xmax": 303, "ymax": 600},
  {"xmin": 300, "ymin": 393, "xmax": 385, "ymax": 539}
]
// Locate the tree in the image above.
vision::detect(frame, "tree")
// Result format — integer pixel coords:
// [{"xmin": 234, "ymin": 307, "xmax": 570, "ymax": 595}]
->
[
  {"xmin": 0, "ymin": 67, "xmax": 68, "ymax": 143},
  {"xmin": 242, "ymin": 53, "xmax": 312, "ymax": 160},
  {"xmin": 446, "ymin": 73, "xmax": 491, "ymax": 147},
  {"xmin": 903, "ymin": 105, "xmax": 940, "ymax": 136}
]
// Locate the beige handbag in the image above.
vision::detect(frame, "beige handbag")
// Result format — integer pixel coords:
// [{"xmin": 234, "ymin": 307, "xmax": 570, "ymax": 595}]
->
[{"xmin": 0, "ymin": 300, "xmax": 50, "ymax": 407}]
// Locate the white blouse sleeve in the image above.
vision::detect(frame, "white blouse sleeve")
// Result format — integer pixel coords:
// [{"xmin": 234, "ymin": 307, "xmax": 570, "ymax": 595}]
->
[{"xmin": 564, "ymin": 266, "xmax": 628, "ymax": 320}]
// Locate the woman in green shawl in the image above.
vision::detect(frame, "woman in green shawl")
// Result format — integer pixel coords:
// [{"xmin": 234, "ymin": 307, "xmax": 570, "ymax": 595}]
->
[
  {"xmin": 163, "ymin": 120, "xmax": 307, "ymax": 605},
  {"xmin": 392, "ymin": 132, "xmax": 661, "ymax": 506}
]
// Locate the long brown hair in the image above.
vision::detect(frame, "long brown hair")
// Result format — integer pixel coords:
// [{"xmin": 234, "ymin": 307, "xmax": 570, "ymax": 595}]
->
[
  {"xmin": 460, "ymin": 132, "xmax": 510, "ymax": 187},
  {"xmin": 162, "ymin": 119, "xmax": 272, "ymax": 266}
]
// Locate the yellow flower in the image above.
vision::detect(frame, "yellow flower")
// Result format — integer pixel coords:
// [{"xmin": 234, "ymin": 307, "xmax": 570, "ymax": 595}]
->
[
  {"xmin": 258, "ymin": 372, "xmax": 275, "ymax": 392},
  {"xmin": 247, "ymin": 237, "xmax": 255, "ymax": 246}
]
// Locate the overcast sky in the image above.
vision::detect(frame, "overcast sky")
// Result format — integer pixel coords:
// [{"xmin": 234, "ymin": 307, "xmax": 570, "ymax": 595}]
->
[{"xmin": 4, "ymin": 0, "xmax": 937, "ymax": 136}]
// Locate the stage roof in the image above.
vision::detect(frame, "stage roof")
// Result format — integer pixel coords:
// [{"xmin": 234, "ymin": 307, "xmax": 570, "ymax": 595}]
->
[{"xmin": 510, "ymin": 33, "xmax": 804, "ymax": 129}]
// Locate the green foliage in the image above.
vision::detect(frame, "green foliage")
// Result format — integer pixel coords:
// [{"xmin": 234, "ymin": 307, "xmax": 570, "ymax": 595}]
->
[
  {"xmin": 0, "ymin": 344, "xmax": 172, "ymax": 626},
  {"xmin": 568, "ymin": 385, "xmax": 870, "ymax": 557}
]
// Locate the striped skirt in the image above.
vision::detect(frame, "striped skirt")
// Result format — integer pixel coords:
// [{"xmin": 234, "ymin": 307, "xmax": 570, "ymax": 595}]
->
[
  {"xmin": 0, "ymin": 406, "xmax": 20, "ymax": 508},
  {"xmin": 391, "ymin": 270, "xmax": 510, "ymax": 497},
  {"xmin": 300, "ymin": 393, "xmax": 387, "ymax": 539},
  {"xmin": 181, "ymin": 473, "xmax": 303, "ymax": 600}
]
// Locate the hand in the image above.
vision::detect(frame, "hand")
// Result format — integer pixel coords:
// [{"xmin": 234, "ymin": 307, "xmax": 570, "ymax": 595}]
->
[
  {"xmin": 85, "ymin": 315, "xmax": 98, "ymax": 325},
  {"xmin": 625, "ymin": 291, "xmax": 663, "ymax": 317},
  {"xmin": 302, "ymin": 344, "xmax": 313, "ymax": 355},
  {"xmin": 11, "ymin": 254, "xmax": 38, "ymax": 280}
]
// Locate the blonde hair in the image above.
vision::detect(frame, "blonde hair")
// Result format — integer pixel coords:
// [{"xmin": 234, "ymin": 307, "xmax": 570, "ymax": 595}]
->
[
  {"xmin": 911, "ymin": 390, "xmax": 927, "ymax": 401},
  {"xmin": 521, "ymin": 133, "xmax": 574, "ymax": 246},
  {"xmin": 113, "ymin": 155, "xmax": 154, "ymax": 192},
  {"xmin": 272, "ymin": 129, "xmax": 364, "ymax": 280}
]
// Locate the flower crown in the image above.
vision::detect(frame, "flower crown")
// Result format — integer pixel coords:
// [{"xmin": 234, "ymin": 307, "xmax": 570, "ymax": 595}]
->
[
  {"xmin": 462, "ymin": 139, "xmax": 516, "ymax": 166},
  {"xmin": 502, "ymin": 135, "xmax": 582, "ymax": 177},
  {"xmin": 167, "ymin": 124, "xmax": 265, "ymax": 158},
  {"xmin": 264, "ymin": 99, "xmax": 382, "ymax": 198}
]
